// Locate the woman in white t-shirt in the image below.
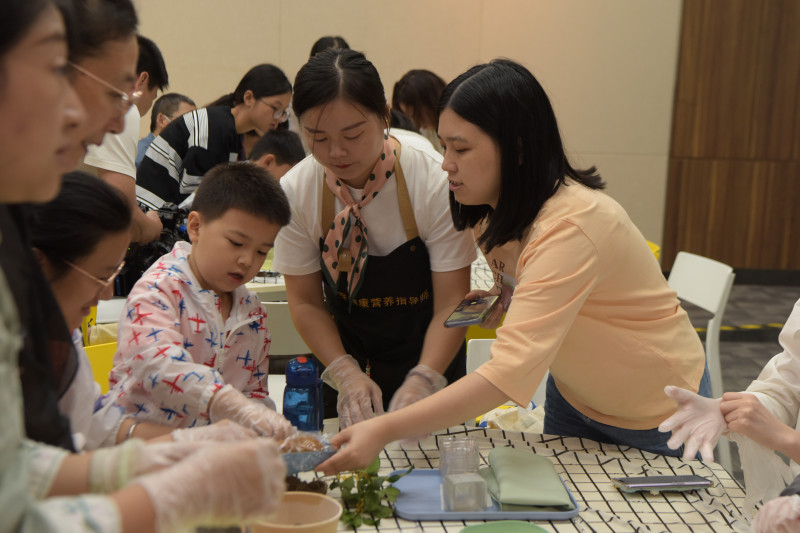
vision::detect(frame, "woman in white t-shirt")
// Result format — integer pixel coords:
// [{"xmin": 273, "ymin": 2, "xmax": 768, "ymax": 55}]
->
[{"xmin": 273, "ymin": 49, "xmax": 476, "ymax": 428}]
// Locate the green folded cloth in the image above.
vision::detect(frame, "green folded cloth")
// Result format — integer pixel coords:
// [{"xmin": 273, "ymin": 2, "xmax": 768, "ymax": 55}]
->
[{"xmin": 479, "ymin": 447, "xmax": 574, "ymax": 511}]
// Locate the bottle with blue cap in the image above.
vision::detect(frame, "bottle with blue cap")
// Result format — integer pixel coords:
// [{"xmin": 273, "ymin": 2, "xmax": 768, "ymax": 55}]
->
[{"xmin": 283, "ymin": 356, "xmax": 324, "ymax": 431}]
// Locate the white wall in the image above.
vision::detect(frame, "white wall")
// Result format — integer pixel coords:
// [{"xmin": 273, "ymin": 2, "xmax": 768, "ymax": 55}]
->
[{"xmin": 136, "ymin": 0, "xmax": 682, "ymax": 251}]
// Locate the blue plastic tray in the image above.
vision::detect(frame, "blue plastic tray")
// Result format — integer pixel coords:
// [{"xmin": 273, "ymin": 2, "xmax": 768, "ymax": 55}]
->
[{"xmin": 392, "ymin": 469, "xmax": 580, "ymax": 521}]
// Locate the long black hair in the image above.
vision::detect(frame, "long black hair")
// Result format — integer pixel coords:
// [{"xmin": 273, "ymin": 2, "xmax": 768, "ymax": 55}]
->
[
  {"xmin": 292, "ymin": 48, "xmax": 388, "ymax": 125},
  {"xmin": 441, "ymin": 59, "xmax": 604, "ymax": 253},
  {"xmin": 392, "ymin": 69, "xmax": 446, "ymax": 131},
  {"xmin": 30, "ymin": 172, "xmax": 132, "ymax": 279},
  {"xmin": 208, "ymin": 64, "xmax": 292, "ymax": 108}
]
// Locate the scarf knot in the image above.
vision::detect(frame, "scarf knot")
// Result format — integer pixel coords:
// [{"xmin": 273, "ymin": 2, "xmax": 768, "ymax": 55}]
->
[{"xmin": 320, "ymin": 138, "xmax": 397, "ymax": 301}]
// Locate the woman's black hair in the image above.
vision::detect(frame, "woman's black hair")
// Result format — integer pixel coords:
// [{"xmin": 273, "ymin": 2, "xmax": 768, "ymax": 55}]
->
[
  {"xmin": 69, "ymin": 0, "xmax": 138, "ymax": 62},
  {"xmin": 292, "ymin": 48, "xmax": 388, "ymax": 124},
  {"xmin": 208, "ymin": 64, "xmax": 292, "ymax": 108},
  {"xmin": 30, "ymin": 172, "xmax": 132, "ymax": 279},
  {"xmin": 0, "ymin": 0, "xmax": 75, "ymax": 87},
  {"xmin": 392, "ymin": 69, "xmax": 446, "ymax": 131},
  {"xmin": 390, "ymin": 108, "xmax": 417, "ymax": 131},
  {"xmin": 441, "ymin": 58, "xmax": 604, "ymax": 253},
  {"xmin": 309, "ymin": 35, "xmax": 350, "ymax": 58}
]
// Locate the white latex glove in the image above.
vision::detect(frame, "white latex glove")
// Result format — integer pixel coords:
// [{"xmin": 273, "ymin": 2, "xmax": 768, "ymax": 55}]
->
[
  {"xmin": 136, "ymin": 438, "xmax": 286, "ymax": 532},
  {"xmin": 388, "ymin": 364, "xmax": 447, "ymax": 412},
  {"xmin": 321, "ymin": 354, "xmax": 383, "ymax": 428},
  {"xmin": 89, "ymin": 438, "xmax": 204, "ymax": 493},
  {"xmin": 171, "ymin": 419, "xmax": 258, "ymax": 442},
  {"xmin": 753, "ymin": 494, "xmax": 800, "ymax": 533},
  {"xmin": 208, "ymin": 384, "xmax": 295, "ymax": 440},
  {"xmin": 658, "ymin": 385, "xmax": 726, "ymax": 461}
]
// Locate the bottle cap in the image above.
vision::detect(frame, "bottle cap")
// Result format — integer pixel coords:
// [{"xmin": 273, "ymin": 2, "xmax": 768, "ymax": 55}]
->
[{"xmin": 285, "ymin": 356, "xmax": 318, "ymax": 386}]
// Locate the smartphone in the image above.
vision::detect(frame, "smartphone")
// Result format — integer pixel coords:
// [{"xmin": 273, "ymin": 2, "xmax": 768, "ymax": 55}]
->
[
  {"xmin": 444, "ymin": 295, "xmax": 500, "ymax": 328},
  {"xmin": 611, "ymin": 475, "xmax": 712, "ymax": 493}
]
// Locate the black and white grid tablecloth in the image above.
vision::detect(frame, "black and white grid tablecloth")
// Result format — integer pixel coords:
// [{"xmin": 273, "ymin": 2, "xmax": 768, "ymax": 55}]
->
[{"xmin": 316, "ymin": 426, "xmax": 752, "ymax": 533}]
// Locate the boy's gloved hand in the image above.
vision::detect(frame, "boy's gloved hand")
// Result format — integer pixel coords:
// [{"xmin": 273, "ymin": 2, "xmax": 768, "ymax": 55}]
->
[
  {"xmin": 209, "ymin": 384, "xmax": 295, "ymax": 440},
  {"xmin": 388, "ymin": 364, "xmax": 447, "ymax": 412},
  {"xmin": 658, "ymin": 385, "xmax": 726, "ymax": 461},
  {"xmin": 753, "ymin": 494, "xmax": 800, "ymax": 533},
  {"xmin": 172, "ymin": 419, "xmax": 258, "ymax": 442},
  {"xmin": 321, "ymin": 354, "xmax": 383, "ymax": 428},
  {"xmin": 89, "ymin": 439, "xmax": 204, "ymax": 493},
  {"xmin": 136, "ymin": 438, "xmax": 286, "ymax": 532}
]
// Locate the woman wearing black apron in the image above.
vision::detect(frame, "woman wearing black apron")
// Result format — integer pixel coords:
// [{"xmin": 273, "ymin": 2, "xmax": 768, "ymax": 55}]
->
[{"xmin": 272, "ymin": 49, "xmax": 476, "ymax": 428}]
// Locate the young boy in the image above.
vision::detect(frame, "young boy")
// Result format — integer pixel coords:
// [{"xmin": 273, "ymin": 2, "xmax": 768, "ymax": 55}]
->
[
  {"xmin": 106, "ymin": 162, "xmax": 294, "ymax": 439},
  {"xmin": 248, "ymin": 129, "xmax": 306, "ymax": 180}
]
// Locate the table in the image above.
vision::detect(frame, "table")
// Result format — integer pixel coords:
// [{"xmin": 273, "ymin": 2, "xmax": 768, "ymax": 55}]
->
[
  {"xmin": 303, "ymin": 426, "xmax": 751, "ymax": 533},
  {"xmin": 246, "ymin": 275, "xmax": 287, "ymax": 302}
]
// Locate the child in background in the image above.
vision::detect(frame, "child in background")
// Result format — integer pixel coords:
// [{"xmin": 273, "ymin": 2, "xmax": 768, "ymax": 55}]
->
[
  {"xmin": 106, "ymin": 162, "xmax": 294, "ymax": 439},
  {"xmin": 249, "ymin": 129, "xmax": 306, "ymax": 180}
]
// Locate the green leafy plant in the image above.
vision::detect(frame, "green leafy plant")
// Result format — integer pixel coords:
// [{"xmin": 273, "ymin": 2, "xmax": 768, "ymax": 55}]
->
[{"xmin": 329, "ymin": 458, "xmax": 413, "ymax": 528}]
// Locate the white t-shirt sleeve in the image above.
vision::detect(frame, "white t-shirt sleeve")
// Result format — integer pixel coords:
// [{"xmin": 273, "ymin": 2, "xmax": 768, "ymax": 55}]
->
[
  {"xmin": 83, "ymin": 105, "xmax": 140, "ymax": 179},
  {"xmin": 273, "ymin": 156, "xmax": 325, "ymax": 275},
  {"xmin": 272, "ymin": 136, "xmax": 476, "ymax": 275}
]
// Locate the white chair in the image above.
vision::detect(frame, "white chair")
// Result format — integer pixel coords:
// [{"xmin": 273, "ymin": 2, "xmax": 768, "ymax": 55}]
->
[
  {"xmin": 668, "ymin": 251, "xmax": 735, "ymax": 472},
  {"xmin": 466, "ymin": 338, "xmax": 548, "ymax": 409},
  {"xmin": 262, "ymin": 301, "xmax": 311, "ymax": 356}
]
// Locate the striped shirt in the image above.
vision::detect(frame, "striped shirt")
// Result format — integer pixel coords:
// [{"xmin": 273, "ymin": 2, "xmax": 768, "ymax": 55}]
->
[{"xmin": 136, "ymin": 106, "xmax": 243, "ymax": 209}]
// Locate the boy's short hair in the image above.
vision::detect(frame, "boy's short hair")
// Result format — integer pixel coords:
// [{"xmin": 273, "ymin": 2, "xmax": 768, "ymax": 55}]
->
[
  {"xmin": 249, "ymin": 130, "xmax": 305, "ymax": 166},
  {"xmin": 192, "ymin": 162, "xmax": 291, "ymax": 226},
  {"xmin": 149, "ymin": 92, "xmax": 195, "ymax": 132}
]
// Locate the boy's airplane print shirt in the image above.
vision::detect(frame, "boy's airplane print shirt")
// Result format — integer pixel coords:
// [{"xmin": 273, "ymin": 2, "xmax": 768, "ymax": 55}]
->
[{"xmin": 106, "ymin": 241, "xmax": 272, "ymax": 428}]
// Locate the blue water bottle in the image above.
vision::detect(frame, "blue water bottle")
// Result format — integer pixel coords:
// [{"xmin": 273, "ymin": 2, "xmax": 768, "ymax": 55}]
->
[{"xmin": 283, "ymin": 356, "xmax": 324, "ymax": 431}]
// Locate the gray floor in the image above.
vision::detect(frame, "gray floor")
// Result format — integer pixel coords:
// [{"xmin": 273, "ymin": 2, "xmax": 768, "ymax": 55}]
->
[{"xmin": 683, "ymin": 285, "xmax": 800, "ymax": 485}]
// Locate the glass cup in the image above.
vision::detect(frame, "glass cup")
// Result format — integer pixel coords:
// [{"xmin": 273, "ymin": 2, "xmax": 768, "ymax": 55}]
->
[{"xmin": 439, "ymin": 436, "xmax": 480, "ymax": 478}]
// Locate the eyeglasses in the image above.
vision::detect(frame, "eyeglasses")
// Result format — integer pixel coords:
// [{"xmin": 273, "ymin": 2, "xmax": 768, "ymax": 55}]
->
[
  {"xmin": 65, "ymin": 259, "xmax": 125, "ymax": 294},
  {"xmin": 260, "ymin": 99, "xmax": 290, "ymax": 123},
  {"xmin": 69, "ymin": 61, "xmax": 141, "ymax": 112}
]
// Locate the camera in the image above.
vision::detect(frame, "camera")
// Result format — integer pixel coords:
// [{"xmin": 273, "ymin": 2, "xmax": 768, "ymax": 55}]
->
[{"xmin": 114, "ymin": 203, "xmax": 189, "ymax": 296}]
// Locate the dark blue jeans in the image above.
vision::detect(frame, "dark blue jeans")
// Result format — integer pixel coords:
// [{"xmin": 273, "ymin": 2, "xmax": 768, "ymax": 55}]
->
[{"xmin": 543, "ymin": 365, "xmax": 712, "ymax": 457}]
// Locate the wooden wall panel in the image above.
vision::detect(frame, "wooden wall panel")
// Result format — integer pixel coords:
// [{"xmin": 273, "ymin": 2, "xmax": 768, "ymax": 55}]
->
[
  {"xmin": 664, "ymin": 161, "xmax": 800, "ymax": 269},
  {"xmin": 664, "ymin": 0, "xmax": 800, "ymax": 269}
]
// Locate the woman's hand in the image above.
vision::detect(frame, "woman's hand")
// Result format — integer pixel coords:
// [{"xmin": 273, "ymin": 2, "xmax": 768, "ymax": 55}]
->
[
  {"xmin": 388, "ymin": 364, "xmax": 447, "ymax": 412},
  {"xmin": 464, "ymin": 289, "xmax": 505, "ymax": 330},
  {"xmin": 721, "ymin": 392, "xmax": 796, "ymax": 454},
  {"xmin": 320, "ymin": 354, "xmax": 384, "ymax": 428},
  {"xmin": 658, "ymin": 385, "xmax": 726, "ymax": 461},
  {"xmin": 315, "ymin": 417, "xmax": 388, "ymax": 475},
  {"xmin": 752, "ymin": 494, "xmax": 800, "ymax": 533},
  {"xmin": 171, "ymin": 419, "xmax": 258, "ymax": 442},
  {"xmin": 137, "ymin": 438, "xmax": 286, "ymax": 531}
]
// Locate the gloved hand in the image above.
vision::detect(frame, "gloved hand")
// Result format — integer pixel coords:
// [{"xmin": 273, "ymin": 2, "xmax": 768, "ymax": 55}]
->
[
  {"xmin": 658, "ymin": 385, "xmax": 726, "ymax": 461},
  {"xmin": 388, "ymin": 364, "xmax": 447, "ymax": 412},
  {"xmin": 172, "ymin": 419, "xmax": 258, "ymax": 442},
  {"xmin": 752, "ymin": 494, "xmax": 800, "ymax": 533},
  {"xmin": 209, "ymin": 384, "xmax": 295, "ymax": 440},
  {"xmin": 89, "ymin": 438, "xmax": 205, "ymax": 493},
  {"xmin": 136, "ymin": 438, "xmax": 286, "ymax": 532},
  {"xmin": 321, "ymin": 354, "xmax": 383, "ymax": 428}
]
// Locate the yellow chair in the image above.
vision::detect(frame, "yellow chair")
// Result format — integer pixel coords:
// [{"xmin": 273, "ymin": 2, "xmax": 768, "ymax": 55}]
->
[
  {"xmin": 647, "ymin": 240, "xmax": 661, "ymax": 261},
  {"xmin": 464, "ymin": 315, "xmax": 506, "ymax": 342},
  {"xmin": 80, "ymin": 306, "xmax": 97, "ymax": 346},
  {"xmin": 84, "ymin": 341, "xmax": 117, "ymax": 394}
]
